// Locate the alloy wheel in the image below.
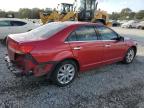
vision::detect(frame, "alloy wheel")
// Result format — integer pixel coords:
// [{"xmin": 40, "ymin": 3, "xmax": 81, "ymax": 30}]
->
[
  {"xmin": 126, "ymin": 49, "xmax": 135, "ymax": 63},
  {"xmin": 57, "ymin": 64, "xmax": 75, "ymax": 84}
]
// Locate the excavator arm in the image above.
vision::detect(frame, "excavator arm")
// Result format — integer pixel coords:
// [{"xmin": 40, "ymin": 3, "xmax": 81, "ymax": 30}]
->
[{"xmin": 60, "ymin": 11, "xmax": 77, "ymax": 22}]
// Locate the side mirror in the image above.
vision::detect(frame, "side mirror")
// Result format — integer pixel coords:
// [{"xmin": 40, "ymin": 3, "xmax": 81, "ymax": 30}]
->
[{"xmin": 117, "ymin": 36, "xmax": 124, "ymax": 41}]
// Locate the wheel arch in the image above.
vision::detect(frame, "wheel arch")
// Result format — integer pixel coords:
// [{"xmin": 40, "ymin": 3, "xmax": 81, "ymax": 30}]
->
[
  {"xmin": 59, "ymin": 58, "xmax": 80, "ymax": 72},
  {"xmin": 131, "ymin": 46, "xmax": 137, "ymax": 56}
]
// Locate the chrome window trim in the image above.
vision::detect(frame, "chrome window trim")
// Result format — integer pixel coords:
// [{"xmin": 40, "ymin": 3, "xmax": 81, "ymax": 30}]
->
[
  {"xmin": 64, "ymin": 25, "xmax": 118, "ymax": 44},
  {"xmin": 64, "ymin": 40, "xmax": 116, "ymax": 43}
]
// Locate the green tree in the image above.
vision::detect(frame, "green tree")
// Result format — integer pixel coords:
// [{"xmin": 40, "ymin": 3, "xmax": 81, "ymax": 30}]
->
[
  {"xmin": 18, "ymin": 8, "xmax": 42, "ymax": 19},
  {"xmin": 30, "ymin": 8, "xmax": 41, "ymax": 19},
  {"xmin": 19, "ymin": 8, "xmax": 31, "ymax": 18},
  {"xmin": 121, "ymin": 8, "xmax": 132, "ymax": 14},
  {"xmin": 109, "ymin": 12, "xmax": 120, "ymax": 20},
  {"xmin": 135, "ymin": 10, "xmax": 144, "ymax": 20},
  {"xmin": 120, "ymin": 8, "xmax": 132, "ymax": 20},
  {"xmin": 0, "ymin": 9, "xmax": 6, "ymax": 18},
  {"xmin": 129, "ymin": 12, "xmax": 136, "ymax": 20}
]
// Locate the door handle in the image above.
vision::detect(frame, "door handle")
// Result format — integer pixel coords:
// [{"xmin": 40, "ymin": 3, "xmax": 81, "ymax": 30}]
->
[
  {"xmin": 105, "ymin": 44, "xmax": 111, "ymax": 47},
  {"xmin": 73, "ymin": 46, "xmax": 82, "ymax": 50}
]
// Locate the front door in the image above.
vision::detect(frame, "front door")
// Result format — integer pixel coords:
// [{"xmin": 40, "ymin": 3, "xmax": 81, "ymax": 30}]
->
[
  {"xmin": 67, "ymin": 25, "xmax": 104, "ymax": 70},
  {"xmin": 96, "ymin": 25, "xmax": 126, "ymax": 62}
]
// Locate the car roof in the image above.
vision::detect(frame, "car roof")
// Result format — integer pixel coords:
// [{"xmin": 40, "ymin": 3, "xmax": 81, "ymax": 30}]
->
[
  {"xmin": 0, "ymin": 18, "xmax": 29, "ymax": 22},
  {"xmin": 54, "ymin": 21, "xmax": 102, "ymax": 26}
]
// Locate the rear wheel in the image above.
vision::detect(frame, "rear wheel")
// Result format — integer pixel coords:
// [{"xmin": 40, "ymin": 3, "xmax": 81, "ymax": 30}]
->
[
  {"xmin": 51, "ymin": 60, "xmax": 78, "ymax": 86},
  {"xmin": 123, "ymin": 48, "xmax": 136, "ymax": 64}
]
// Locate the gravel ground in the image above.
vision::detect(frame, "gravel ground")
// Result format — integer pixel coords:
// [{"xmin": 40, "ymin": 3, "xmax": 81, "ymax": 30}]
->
[{"xmin": 0, "ymin": 28, "xmax": 144, "ymax": 108}]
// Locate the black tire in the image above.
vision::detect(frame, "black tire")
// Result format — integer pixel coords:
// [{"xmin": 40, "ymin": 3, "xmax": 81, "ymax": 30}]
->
[
  {"xmin": 51, "ymin": 60, "xmax": 78, "ymax": 87},
  {"xmin": 129, "ymin": 25, "xmax": 132, "ymax": 28},
  {"xmin": 137, "ymin": 26, "xmax": 141, "ymax": 29},
  {"xmin": 1, "ymin": 37, "xmax": 7, "ymax": 46},
  {"xmin": 28, "ymin": 29, "xmax": 32, "ymax": 32},
  {"xmin": 122, "ymin": 48, "xmax": 136, "ymax": 64}
]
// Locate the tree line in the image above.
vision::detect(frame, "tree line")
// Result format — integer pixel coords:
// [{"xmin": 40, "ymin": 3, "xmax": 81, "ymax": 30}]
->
[
  {"xmin": 0, "ymin": 8, "xmax": 144, "ymax": 20},
  {"xmin": 0, "ymin": 8, "xmax": 44, "ymax": 19},
  {"xmin": 109, "ymin": 8, "xmax": 144, "ymax": 20}
]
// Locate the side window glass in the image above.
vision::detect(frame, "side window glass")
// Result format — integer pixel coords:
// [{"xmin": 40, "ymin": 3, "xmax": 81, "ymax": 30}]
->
[
  {"xmin": 11, "ymin": 21, "xmax": 27, "ymax": 26},
  {"xmin": 0, "ymin": 21, "xmax": 11, "ymax": 27},
  {"xmin": 75, "ymin": 26, "xmax": 97, "ymax": 41},
  {"xmin": 96, "ymin": 26, "xmax": 118, "ymax": 40},
  {"xmin": 67, "ymin": 32, "xmax": 77, "ymax": 41}
]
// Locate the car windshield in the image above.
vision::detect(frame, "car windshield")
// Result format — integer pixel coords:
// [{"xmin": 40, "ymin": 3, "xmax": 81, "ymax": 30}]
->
[{"xmin": 27, "ymin": 22, "xmax": 68, "ymax": 39}]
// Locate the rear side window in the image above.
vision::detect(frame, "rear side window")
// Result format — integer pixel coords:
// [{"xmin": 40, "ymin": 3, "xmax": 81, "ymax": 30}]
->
[
  {"xmin": 96, "ymin": 26, "xmax": 118, "ymax": 40},
  {"xmin": 11, "ymin": 21, "xmax": 27, "ymax": 26},
  {"xmin": 67, "ymin": 32, "xmax": 77, "ymax": 41},
  {"xmin": 67, "ymin": 26, "xmax": 97, "ymax": 41},
  {"xmin": 76, "ymin": 26, "xmax": 97, "ymax": 41},
  {"xmin": 0, "ymin": 21, "xmax": 11, "ymax": 27}
]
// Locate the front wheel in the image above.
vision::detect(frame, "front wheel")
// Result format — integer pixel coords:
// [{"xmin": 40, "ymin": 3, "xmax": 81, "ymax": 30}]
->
[
  {"xmin": 123, "ymin": 48, "xmax": 136, "ymax": 64},
  {"xmin": 51, "ymin": 60, "xmax": 78, "ymax": 87}
]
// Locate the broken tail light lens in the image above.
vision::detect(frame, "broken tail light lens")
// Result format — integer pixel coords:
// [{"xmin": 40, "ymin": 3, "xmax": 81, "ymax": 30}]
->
[
  {"xmin": 9, "ymin": 41, "xmax": 33, "ymax": 54},
  {"xmin": 19, "ymin": 45, "xmax": 34, "ymax": 53}
]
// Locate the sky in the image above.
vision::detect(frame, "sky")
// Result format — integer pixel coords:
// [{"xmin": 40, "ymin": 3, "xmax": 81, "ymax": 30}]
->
[{"xmin": 0, "ymin": 0, "xmax": 143, "ymax": 13}]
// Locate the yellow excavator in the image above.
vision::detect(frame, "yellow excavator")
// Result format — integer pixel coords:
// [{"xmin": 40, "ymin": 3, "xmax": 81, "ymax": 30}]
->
[
  {"xmin": 76, "ymin": 0, "xmax": 111, "ymax": 26},
  {"xmin": 39, "ymin": 9, "xmax": 59, "ymax": 24},
  {"xmin": 40, "ymin": 0, "xmax": 111, "ymax": 26},
  {"xmin": 94, "ymin": 9, "xmax": 112, "ymax": 27},
  {"xmin": 40, "ymin": 3, "xmax": 77, "ymax": 24},
  {"xmin": 58, "ymin": 3, "xmax": 77, "ymax": 22}
]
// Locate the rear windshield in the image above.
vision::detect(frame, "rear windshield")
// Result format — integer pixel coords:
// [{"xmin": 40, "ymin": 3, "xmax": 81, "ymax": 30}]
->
[{"xmin": 27, "ymin": 22, "xmax": 69, "ymax": 39}]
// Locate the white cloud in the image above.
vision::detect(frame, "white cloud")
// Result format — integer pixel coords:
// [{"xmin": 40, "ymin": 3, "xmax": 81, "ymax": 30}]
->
[
  {"xmin": 0, "ymin": 0, "xmax": 74, "ymax": 11},
  {"xmin": 0, "ymin": 0, "xmax": 143, "ymax": 13}
]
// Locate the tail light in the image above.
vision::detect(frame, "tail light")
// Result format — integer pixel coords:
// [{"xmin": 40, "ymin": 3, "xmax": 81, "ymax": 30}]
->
[
  {"xmin": 9, "ymin": 41, "xmax": 34, "ymax": 54},
  {"xmin": 19, "ymin": 45, "xmax": 34, "ymax": 53}
]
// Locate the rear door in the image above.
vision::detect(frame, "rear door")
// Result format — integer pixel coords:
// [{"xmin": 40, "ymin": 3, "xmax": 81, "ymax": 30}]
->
[
  {"xmin": 67, "ymin": 25, "xmax": 105, "ymax": 70},
  {"xmin": 95, "ymin": 25, "xmax": 126, "ymax": 62}
]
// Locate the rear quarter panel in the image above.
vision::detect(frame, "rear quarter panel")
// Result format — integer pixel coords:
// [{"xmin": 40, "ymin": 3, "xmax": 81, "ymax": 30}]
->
[{"xmin": 30, "ymin": 25, "xmax": 78, "ymax": 63}]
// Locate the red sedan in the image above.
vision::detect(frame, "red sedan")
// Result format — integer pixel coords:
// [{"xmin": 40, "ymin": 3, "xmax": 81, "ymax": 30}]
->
[{"xmin": 5, "ymin": 22, "xmax": 137, "ymax": 86}]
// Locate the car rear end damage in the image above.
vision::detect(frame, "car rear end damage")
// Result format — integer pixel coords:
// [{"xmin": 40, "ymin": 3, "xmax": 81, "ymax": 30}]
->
[{"xmin": 5, "ymin": 36, "xmax": 55, "ymax": 77}]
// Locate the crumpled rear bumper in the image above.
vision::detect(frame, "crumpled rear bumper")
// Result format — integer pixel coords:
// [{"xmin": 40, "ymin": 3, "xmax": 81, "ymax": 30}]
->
[
  {"xmin": 5, "ymin": 56, "xmax": 33, "ymax": 77},
  {"xmin": 5, "ymin": 55, "xmax": 57, "ymax": 78}
]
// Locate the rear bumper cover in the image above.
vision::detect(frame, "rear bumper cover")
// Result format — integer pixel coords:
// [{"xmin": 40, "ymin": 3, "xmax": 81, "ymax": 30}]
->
[
  {"xmin": 5, "ymin": 55, "xmax": 57, "ymax": 77},
  {"xmin": 5, "ymin": 56, "xmax": 33, "ymax": 77}
]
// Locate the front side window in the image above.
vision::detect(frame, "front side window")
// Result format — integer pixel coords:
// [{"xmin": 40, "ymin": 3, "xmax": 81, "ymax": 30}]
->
[
  {"xmin": 11, "ymin": 21, "xmax": 27, "ymax": 26},
  {"xmin": 0, "ymin": 21, "xmax": 11, "ymax": 27},
  {"xmin": 67, "ymin": 26, "xmax": 97, "ymax": 42},
  {"xmin": 96, "ymin": 26, "xmax": 118, "ymax": 40}
]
